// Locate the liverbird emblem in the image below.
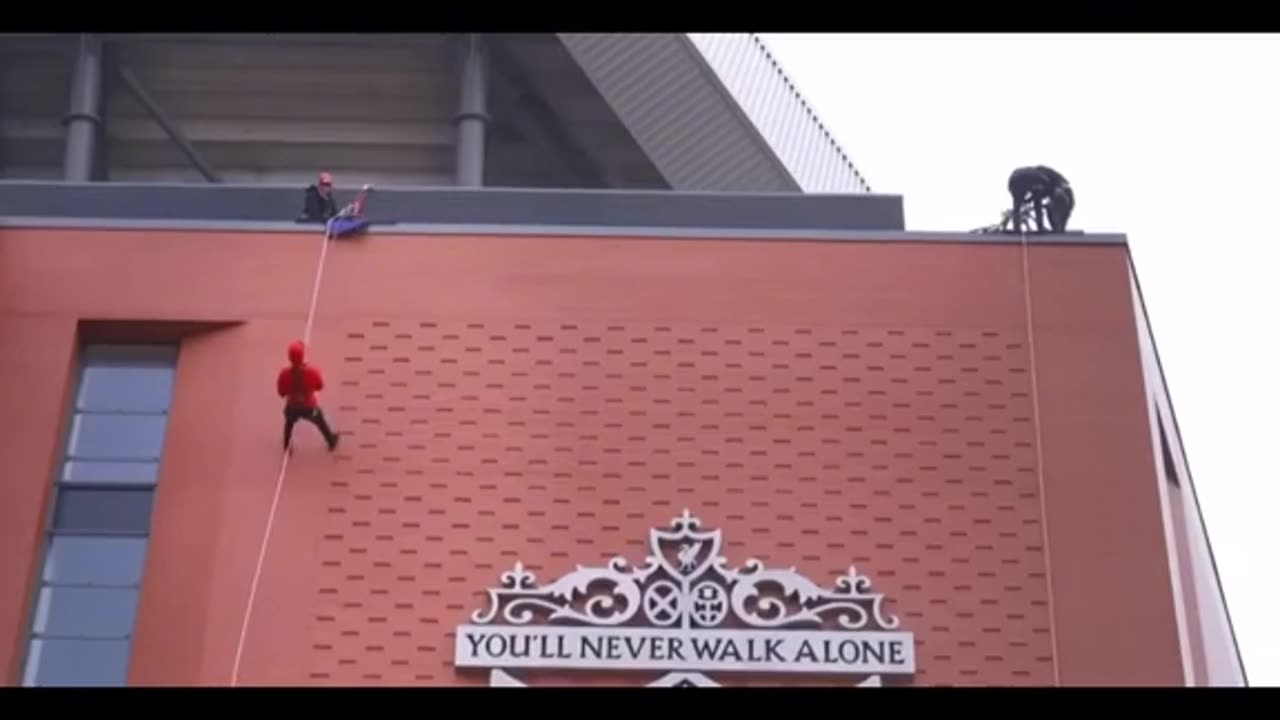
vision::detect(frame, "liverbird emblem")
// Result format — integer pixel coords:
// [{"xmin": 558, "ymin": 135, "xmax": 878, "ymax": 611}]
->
[{"xmin": 677, "ymin": 542, "xmax": 703, "ymax": 572}]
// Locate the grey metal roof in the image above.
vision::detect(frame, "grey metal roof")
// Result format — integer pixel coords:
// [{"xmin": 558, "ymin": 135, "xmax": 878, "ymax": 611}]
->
[
  {"xmin": 557, "ymin": 34, "xmax": 798, "ymax": 193},
  {"xmin": 557, "ymin": 33, "xmax": 871, "ymax": 195},
  {"xmin": 0, "ymin": 34, "xmax": 669, "ymax": 190},
  {"xmin": 3, "ymin": 33, "xmax": 866, "ymax": 194},
  {"xmin": 688, "ymin": 34, "xmax": 871, "ymax": 194}
]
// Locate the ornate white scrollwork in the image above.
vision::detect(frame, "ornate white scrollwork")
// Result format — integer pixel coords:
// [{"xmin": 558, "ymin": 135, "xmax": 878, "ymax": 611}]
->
[
  {"xmin": 468, "ymin": 509, "xmax": 902, "ymax": 633},
  {"xmin": 470, "ymin": 557, "xmax": 656, "ymax": 626},
  {"xmin": 728, "ymin": 561, "xmax": 900, "ymax": 630}
]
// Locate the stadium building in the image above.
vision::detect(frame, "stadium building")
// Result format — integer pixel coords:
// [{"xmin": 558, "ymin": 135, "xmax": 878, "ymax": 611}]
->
[{"xmin": 0, "ymin": 33, "xmax": 1246, "ymax": 687}]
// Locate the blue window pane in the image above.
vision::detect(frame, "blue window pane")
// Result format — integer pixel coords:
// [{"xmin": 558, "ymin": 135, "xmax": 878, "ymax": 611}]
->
[
  {"xmin": 32, "ymin": 586, "xmax": 139, "ymax": 639},
  {"xmin": 67, "ymin": 414, "xmax": 168, "ymax": 460},
  {"xmin": 53, "ymin": 489, "xmax": 154, "ymax": 534},
  {"xmin": 62, "ymin": 460, "xmax": 159, "ymax": 486},
  {"xmin": 77, "ymin": 366, "xmax": 175, "ymax": 413},
  {"xmin": 23, "ymin": 638, "xmax": 130, "ymax": 687},
  {"xmin": 42, "ymin": 536, "xmax": 148, "ymax": 586}
]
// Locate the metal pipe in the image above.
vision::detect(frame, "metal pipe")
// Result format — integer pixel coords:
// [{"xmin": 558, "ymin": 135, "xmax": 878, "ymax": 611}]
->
[
  {"xmin": 117, "ymin": 65, "xmax": 221, "ymax": 183},
  {"xmin": 454, "ymin": 34, "xmax": 489, "ymax": 188},
  {"xmin": 63, "ymin": 34, "xmax": 103, "ymax": 182}
]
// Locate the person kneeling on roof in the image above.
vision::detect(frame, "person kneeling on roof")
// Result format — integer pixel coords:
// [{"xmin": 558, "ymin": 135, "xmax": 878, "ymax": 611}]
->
[
  {"xmin": 277, "ymin": 340, "xmax": 340, "ymax": 452},
  {"xmin": 1007, "ymin": 165, "xmax": 1074, "ymax": 233},
  {"xmin": 297, "ymin": 171, "xmax": 372, "ymax": 238}
]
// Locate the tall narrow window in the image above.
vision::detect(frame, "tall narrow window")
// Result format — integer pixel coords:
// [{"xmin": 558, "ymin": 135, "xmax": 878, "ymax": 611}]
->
[
  {"xmin": 22, "ymin": 344, "xmax": 178, "ymax": 687},
  {"xmin": 1158, "ymin": 420, "xmax": 1182, "ymax": 488}
]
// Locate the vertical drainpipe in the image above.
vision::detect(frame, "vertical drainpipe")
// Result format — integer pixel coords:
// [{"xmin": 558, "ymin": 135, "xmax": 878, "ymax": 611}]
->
[
  {"xmin": 63, "ymin": 34, "xmax": 104, "ymax": 182},
  {"xmin": 454, "ymin": 34, "xmax": 489, "ymax": 188},
  {"xmin": 93, "ymin": 45, "xmax": 111, "ymax": 182}
]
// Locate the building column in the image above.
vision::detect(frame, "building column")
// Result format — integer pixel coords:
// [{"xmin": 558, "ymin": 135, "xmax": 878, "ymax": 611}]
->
[
  {"xmin": 63, "ymin": 34, "xmax": 104, "ymax": 182},
  {"xmin": 454, "ymin": 34, "xmax": 489, "ymax": 188}
]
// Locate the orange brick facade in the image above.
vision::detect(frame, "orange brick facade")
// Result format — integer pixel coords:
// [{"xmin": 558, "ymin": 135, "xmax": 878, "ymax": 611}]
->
[{"xmin": 0, "ymin": 227, "xmax": 1185, "ymax": 686}]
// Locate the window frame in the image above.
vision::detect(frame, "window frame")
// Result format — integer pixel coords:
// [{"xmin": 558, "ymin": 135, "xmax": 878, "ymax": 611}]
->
[{"xmin": 19, "ymin": 343, "xmax": 178, "ymax": 687}]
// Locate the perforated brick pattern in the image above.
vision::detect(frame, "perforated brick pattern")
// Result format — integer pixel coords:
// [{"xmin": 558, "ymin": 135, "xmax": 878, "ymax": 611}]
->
[{"xmin": 305, "ymin": 320, "xmax": 1053, "ymax": 686}]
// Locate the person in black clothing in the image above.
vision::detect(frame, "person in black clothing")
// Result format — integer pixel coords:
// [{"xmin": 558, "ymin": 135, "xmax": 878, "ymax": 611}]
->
[
  {"xmin": 298, "ymin": 172, "xmax": 338, "ymax": 223},
  {"xmin": 297, "ymin": 171, "xmax": 373, "ymax": 238},
  {"xmin": 1008, "ymin": 165, "xmax": 1074, "ymax": 233},
  {"xmin": 1046, "ymin": 174, "xmax": 1075, "ymax": 233}
]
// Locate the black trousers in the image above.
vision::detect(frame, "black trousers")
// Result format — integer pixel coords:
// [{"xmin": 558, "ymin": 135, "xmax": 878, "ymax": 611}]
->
[
  {"xmin": 284, "ymin": 404, "xmax": 338, "ymax": 449},
  {"xmin": 1048, "ymin": 185, "xmax": 1075, "ymax": 233}
]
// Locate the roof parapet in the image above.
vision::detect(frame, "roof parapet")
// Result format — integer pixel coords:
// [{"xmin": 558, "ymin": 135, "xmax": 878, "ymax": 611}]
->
[{"xmin": 0, "ymin": 180, "xmax": 904, "ymax": 232}]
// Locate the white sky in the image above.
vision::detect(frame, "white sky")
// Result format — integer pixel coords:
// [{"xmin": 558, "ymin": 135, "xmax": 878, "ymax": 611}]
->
[{"xmin": 760, "ymin": 33, "xmax": 1279, "ymax": 686}]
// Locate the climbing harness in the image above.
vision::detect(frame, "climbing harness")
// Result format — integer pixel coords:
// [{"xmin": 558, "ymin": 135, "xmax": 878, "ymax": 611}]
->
[
  {"xmin": 970, "ymin": 201, "xmax": 1040, "ymax": 235},
  {"xmin": 229, "ymin": 220, "xmax": 335, "ymax": 686}
]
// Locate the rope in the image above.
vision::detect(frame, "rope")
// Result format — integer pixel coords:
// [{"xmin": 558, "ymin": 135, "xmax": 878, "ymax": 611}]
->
[
  {"xmin": 229, "ymin": 221, "xmax": 334, "ymax": 686},
  {"xmin": 222, "ymin": 208, "xmax": 1060, "ymax": 686},
  {"xmin": 1017, "ymin": 222, "xmax": 1062, "ymax": 686}
]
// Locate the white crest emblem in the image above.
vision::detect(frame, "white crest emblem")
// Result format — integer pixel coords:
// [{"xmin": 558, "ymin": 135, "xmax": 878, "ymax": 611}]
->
[{"xmin": 455, "ymin": 509, "xmax": 915, "ymax": 686}]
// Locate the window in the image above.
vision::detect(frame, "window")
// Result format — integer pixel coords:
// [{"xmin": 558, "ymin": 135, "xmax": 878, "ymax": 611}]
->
[
  {"xmin": 1158, "ymin": 420, "xmax": 1182, "ymax": 488},
  {"xmin": 22, "ymin": 344, "xmax": 177, "ymax": 687}
]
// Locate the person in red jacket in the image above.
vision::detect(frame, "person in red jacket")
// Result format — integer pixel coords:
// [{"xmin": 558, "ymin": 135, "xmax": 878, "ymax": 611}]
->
[{"xmin": 277, "ymin": 340, "xmax": 339, "ymax": 452}]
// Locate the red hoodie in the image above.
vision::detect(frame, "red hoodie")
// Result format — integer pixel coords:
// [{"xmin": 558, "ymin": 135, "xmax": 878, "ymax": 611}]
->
[{"xmin": 277, "ymin": 341, "xmax": 324, "ymax": 409}]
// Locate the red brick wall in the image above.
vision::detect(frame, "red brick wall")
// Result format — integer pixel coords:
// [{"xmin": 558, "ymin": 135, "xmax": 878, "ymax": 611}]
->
[{"xmin": 0, "ymin": 228, "xmax": 1182, "ymax": 686}]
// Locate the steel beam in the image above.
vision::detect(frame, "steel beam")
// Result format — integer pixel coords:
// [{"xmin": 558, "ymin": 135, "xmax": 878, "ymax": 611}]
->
[
  {"xmin": 63, "ymin": 34, "xmax": 104, "ymax": 182},
  {"xmin": 485, "ymin": 37, "xmax": 609, "ymax": 189},
  {"xmin": 454, "ymin": 34, "xmax": 489, "ymax": 188},
  {"xmin": 116, "ymin": 65, "xmax": 221, "ymax": 183}
]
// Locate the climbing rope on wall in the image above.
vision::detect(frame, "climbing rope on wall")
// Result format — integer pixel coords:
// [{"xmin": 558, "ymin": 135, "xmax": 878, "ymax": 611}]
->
[
  {"xmin": 1016, "ymin": 220, "xmax": 1062, "ymax": 686},
  {"xmin": 229, "ymin": 220, "xmax": 336, "ymax": 687}
]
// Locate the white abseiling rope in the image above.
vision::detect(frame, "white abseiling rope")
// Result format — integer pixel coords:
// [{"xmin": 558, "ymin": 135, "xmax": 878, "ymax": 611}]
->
[
  {"xmin": 224, "ymin": 208, "xmax": 1066, "ymax": 685},
  {"xmin": 230, "ymin": 222, "xmax": 334, "ymax": 686},
  {"xmin": 1017, "ymin": 215, "xmax": 1062, "ymax": 686}
]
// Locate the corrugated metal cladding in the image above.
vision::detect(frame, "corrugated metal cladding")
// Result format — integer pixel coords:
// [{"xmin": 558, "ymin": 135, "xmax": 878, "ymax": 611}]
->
[
  {"xmin": 686, "ymin": 33, "xmax": 871, "ymax": 194},
  {"xmin": 103, "ymin": 35, "xmax": 460, "ymax": 186},
  {"xmin": 0, "ymin": 34, "xmax": 623, "ymax": 189},
  {"xmin": 557, "ymin": 33, "xmax": 800, "ymax": 194},
  {"xmin": 4, "ymin": 33, "xmax": 866, "ymax": 194},
  {"xmin": 0, "ymin": 35, "xmax": 76, "ymax": 179}
]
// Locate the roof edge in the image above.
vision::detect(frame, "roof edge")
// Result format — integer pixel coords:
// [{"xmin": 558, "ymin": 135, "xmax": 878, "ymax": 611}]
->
[{"xmin": 0, "ymin": 216, "xmax": 1127, "ymax": 248}]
